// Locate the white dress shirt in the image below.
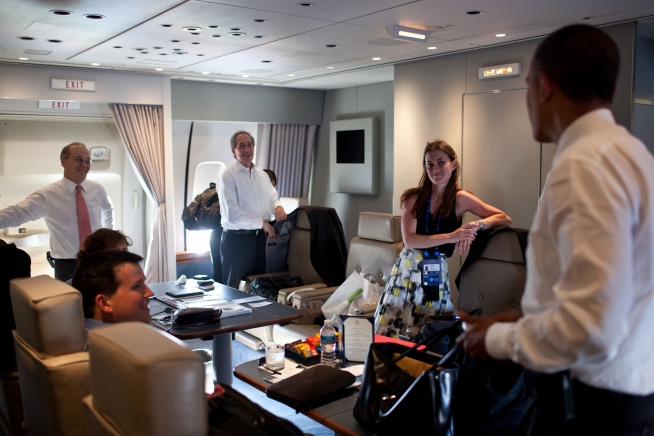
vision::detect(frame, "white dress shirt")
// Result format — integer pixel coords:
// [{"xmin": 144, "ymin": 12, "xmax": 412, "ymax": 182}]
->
[
  {"xmin": 0, "ymin": 177, "xmax": 113, "ymax": 259},
  {"xmin": 486, "ymin": 109, "xmax": 654, "ymax": 395},
  {"xmin": 219, "ymin": 162, "xmax": 282, "ymax": 230}
]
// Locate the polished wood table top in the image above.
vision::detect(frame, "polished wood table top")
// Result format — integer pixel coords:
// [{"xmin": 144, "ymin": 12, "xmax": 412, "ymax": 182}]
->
[
  {"xmin": 234, "ymin": 359, "xmax": 373, "ymax": 436},
  {"xmin": 148, "ymin": 281, "xmax": 304, "ymax": 339}
]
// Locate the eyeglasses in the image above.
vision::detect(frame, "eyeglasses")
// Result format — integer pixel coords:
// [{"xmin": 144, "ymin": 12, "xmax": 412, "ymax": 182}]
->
[{"xmin": 65, "ymin": 156, "xmax": 93, "ymax": 165}]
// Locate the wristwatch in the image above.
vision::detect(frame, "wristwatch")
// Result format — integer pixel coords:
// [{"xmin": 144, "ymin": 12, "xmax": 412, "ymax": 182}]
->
[{"xmin": 477, "ymin": 220, "xmax": 485, "ymax": 230}]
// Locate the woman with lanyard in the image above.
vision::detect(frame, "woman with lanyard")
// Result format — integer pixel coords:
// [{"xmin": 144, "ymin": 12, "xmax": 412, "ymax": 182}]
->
[{"xmin": 375, "ymin": 139, "xmax": 512, "ymax": 340}]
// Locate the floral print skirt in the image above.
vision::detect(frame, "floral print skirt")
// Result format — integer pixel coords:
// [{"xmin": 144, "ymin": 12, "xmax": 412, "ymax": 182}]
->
[{"xmin": 374, "ymin": 248, "xmax": 454, "ymax": 340}]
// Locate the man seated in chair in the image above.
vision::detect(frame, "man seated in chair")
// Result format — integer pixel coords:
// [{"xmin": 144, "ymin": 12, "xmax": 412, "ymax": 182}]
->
[{"xmin": 72, "ymin": 250, "xmax": 154, "ymax": 330}]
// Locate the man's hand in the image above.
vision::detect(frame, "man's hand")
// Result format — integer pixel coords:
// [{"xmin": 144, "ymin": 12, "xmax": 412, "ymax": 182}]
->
[
  {"xmin": 456, "ymin": 311, "xmax": 498, "ymax": 361},
  {"xmin": 263, "ymin": 221, "xmax": 275, "ymax": 238},
  {"xmin": 274, "ymin": 206, "xmax": 287, "ymax": 222}
]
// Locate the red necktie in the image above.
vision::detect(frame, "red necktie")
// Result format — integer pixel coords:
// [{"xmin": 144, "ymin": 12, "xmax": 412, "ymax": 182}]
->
[{"xmin": 76, "ymin": 185, "xmax": 92, "ymax": 249}]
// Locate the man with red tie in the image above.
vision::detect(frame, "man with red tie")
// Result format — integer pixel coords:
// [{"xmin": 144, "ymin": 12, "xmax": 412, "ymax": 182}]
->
[{"xmin": 0, "ymin": 142, "xmax": 113, "ymax": 282}]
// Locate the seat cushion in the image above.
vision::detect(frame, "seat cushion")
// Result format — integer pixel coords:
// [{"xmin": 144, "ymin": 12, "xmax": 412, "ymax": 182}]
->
[
  {"xmin": 88, "ymin": 323, "xmax": 206, "ymax": 436},
  {"xmin": 11, "ymin": 276, "xmax": 86, "ymax": 358}
]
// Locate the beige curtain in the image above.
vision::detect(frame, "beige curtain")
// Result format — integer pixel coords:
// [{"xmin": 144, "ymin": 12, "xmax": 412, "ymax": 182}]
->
[
  {"xmin": 256, "ymin": 124, "xmax": 317, "ymax": 197},
  {"xmin": 108, "ymin": 104, "xmax": 168, "ymax": 283}
]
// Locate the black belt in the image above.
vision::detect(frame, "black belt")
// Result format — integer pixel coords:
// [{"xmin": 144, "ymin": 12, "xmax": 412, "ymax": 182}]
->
[{"xmin": 223, "ymin": 229, "xmax": 261, "ymax": 235}]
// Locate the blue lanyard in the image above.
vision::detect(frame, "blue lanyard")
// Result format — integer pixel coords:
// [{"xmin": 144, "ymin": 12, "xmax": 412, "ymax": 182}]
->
[{"xmin": 426, "ymin": 194, "xmax": 442, "ymax": 234}]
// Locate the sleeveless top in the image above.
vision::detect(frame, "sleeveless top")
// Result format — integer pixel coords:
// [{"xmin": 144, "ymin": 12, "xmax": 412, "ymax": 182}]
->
[{"xmin": 415, "ymin": 196, "xmax": 462, "ymax": 257}]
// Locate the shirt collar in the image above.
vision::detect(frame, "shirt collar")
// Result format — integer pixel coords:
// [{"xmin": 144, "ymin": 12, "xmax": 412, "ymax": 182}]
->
[
  {"xmin": 62, "ymin": 177, "xmax": 87, "ymax": 193},
  {"xmin": 234, "ymin": 161, "xmax": 257, "ymax": 173},
  {"xmin": 555, "ymin": 108, "xmax": 615, "ymax": 160}
]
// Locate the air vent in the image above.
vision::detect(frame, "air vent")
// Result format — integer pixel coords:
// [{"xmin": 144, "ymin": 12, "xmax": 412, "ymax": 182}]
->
[
  {"xmin": 84, "ymin": 14, "xmax": 105, "ymax": 20},
  {"xmin": 24, "ymin": 49, "xmax": 51, "ymax": 55},
  {"xmin": 50, "ymin": 10, "xmax": 72, "ymax": 16},
  {"xmin": 183, "ymin": 26, "xmax": 202, "ymax": 32}
]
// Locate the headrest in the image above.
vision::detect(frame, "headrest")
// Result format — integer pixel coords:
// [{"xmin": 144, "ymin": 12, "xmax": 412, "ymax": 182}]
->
[
  {"xmin": 88, "ymin": 323, "xmax": 206, "ymax": 435},
  {"xmin": 296, "ymin": 208, "xmax": 311, "ymax": 230},
  {"xmin": 10, "ymin": 275, "xmax": 87, "ymax": 358},
  {"xmin": 357, "ymin": 212, "xmax": 402, "ymax": 243}
]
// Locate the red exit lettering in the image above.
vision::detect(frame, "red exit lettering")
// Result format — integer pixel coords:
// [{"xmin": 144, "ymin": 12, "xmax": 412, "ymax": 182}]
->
[
  {"xmin": 65, "ymin": 80, "xmax": 84, "ymax": 89},
  {"xmin": 51, "ymin": 101, "xmax": 70, "ymax": 108}
]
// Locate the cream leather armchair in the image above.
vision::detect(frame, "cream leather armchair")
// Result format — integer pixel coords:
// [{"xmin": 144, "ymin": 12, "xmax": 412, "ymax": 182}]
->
[
  {"xmin": 11, "ymin": 275, "xmax": 90, "ymax": 436},
  {"xmin": 83, "ymin": 322, "xmax": 206, "ymax": 436},
  {"xmin": 238, "ymin": 212, "xmax": 403, "ymax": 349}
]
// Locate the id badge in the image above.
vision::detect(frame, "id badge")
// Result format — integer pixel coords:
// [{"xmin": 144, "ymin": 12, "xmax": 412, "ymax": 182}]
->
[{"xmin": 422, "ymin": 258, "xmax": 441, "ymax": 287}]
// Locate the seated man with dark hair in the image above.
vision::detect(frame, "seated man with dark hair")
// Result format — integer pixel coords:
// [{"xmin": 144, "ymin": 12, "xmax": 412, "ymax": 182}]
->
[{"xmin": 72, "ymin": 250, "xmax": 153, "ymax": 330}]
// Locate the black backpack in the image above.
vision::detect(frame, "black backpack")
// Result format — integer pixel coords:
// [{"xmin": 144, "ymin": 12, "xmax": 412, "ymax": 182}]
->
[
  {"xmin": 181, "ymin": 183, "xmax": 221, "ymax": 230},
  {"xmin": 247, "ymin": 276, "xmax": 304, "ymax": 301}
]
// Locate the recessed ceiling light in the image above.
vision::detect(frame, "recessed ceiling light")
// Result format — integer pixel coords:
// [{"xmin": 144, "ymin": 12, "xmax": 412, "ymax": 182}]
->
[
  {"xmin": 208, "ymin": 25, "xmax": 220, "ymax": 29},
  {"xmin": 466, "ymin": 10, "xmax": 483, "ymax": 15},
  {"xmin": 50, "ymin": 10, "xmax": 72, "ymax": 16},
  {"xmin": 582, "ymin": 16, "xmax": 595, "ymax": 20},
  {"xmin": 183, "ymin": 26, "xmax": 202, "ymax": 32},
  {"xmin": 173, "ymin": 48, "xmax": 182, "ymax": 51},
  {"xmin": 153, "ymin": 46, "xmax": 164, "ymax": 49},
  {"xmin": 91, "ymin": 63, "xmax": 100, "ymax": 66},
  {"xmin": 242, "ymin": 75, "xmax": 250, "ymax": 78},
  {"xmin": 428, "ymin": 46, "xmax": 437, "ymax": 50},
  {"xmin": 161, "ymin": 24, "xmax": 174, "ymax": 28},
  {"xmin": 133, "ymin": 47, "xmax": 146, "ymax": 51},
  {"xmin": 190, "ymin": 32, "xmax": 201, "ymax": 36},
  {"xmin": 113, "ymin": 46, "xmax": 123, "ymax": 49},
  {"xmin": 495, "ymin": 33, "xmax": 506, "ymax": 37},
  {"xmin": 230, "ymin": 28, "xmax": 242, "ymax": 32},
  {"xmin": 261, "ymin": 60, "xmax": 272, "ymax": 63},
  {"xmin": 18, "ymin": 36, "xmax": 35, "ymax": 41},
  {"xmin": 299, "ymin": 2, "xmax": 313, "ymax": 6},
  {"xmin": 141, "ymin": 51, "xmax": 149, "ymax": 54},
  {"xmin": 326, "ymin": 44, "xmax": 339, "ymax": 48},
  {"xmin": 253, "ymin": 19, "xmax": 266, "ymax": 23},
  {"xmin": 288, "ymin": 74, "xmax": 295, "ymax": 77},
  {"xmin": 229, "ymin": 32, "xmax": 246, "ymax": 36},
  {"xmin": 435, "ymin": 24, "xmax": 454, "ymax": 29},
  {"xmin": 190, "ymin": 42, "xmax": 200, "ymax": 45},
  {"xmin": 212, "ymin": 34, "xmax": 223, "ymax": 38},
  {"xmin": 173, "ymin": 51, "xmax": 187, "ymax": 55},
  {"xmin": 159, "ymin": 53, "xmax": 168, "ymax": 55},
  {"xmin": 254, "ymin": 35, "xmax": 264, "ymax": 39},
  {"xmin": 170, "ymin": 39, "xmax": 180, "ymax": 43},
  {"xmin": 127, "ymin": 56, "xmax": 135, "ymax": 59},
  {"xmin": 202, "ymin": 71, "xmax": 210, "ymax": 74},
  {"xmin": 84, "ymin": 14, "xmax": 105, "ymax": 20},
  {"xmin": 196, "ymin": 54, "xmax": 205, "ymax": 56},
  {"xmin": 155, "ymin": 68, "xmax": 164, "ymax": 71},
  {"xmin": 372, "ymin": 57, "xmax": 381, "ymax": 60},
  {"xmin": 18, "ymin": 57, "xmax": 28, "ymax": 60},
  {"xmin": 47, "ymin": 39, "xmax": 63, "ymax": 43},
  {"xmin": 326, "ymin": 66, "xmax": 334, "ymax": 69}
]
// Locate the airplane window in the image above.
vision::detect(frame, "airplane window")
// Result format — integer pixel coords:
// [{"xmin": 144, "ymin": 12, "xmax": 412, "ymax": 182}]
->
[{"xmin": 187, "ymin": 161, "xmax": 226, "ymax": 253}]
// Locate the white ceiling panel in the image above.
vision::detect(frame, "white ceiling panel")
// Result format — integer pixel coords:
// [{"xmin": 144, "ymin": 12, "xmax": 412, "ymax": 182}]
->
[{"xmin": 0, "ymin": 0, "xmax": 653, "ymax": 89}]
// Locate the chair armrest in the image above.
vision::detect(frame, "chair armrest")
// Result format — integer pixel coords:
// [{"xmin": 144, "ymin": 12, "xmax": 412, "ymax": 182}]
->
[
  {"xmin": 277, "ymin": 283, "xmax": 327, "ymax": 305},
  {"xmin": 290, "ymin": 286, "xmax": 338, "ymax": 325}
]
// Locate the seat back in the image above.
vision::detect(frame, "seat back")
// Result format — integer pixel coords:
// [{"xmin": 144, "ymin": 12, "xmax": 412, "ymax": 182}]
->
[
  {"xmin": 346, "ymin": 212, "xmax": 404, "ymax": 286},
  {"xmin": 83, "ymin": 322, "xmax": 206, "ymax": 436},
  {"xmin": 279, "ymin": 197, "xmax": 308, "ymax": 213},
  {"xmin": 11, "ymin": 275, "xmax": 89, "ymax": 436},
  {"xmin": 457, "ymin": 229, "xmax": 527, "ymax": 316},
  {"xmin": 286, "ymin": 209, "xmax": 322, "ymax": 284}
]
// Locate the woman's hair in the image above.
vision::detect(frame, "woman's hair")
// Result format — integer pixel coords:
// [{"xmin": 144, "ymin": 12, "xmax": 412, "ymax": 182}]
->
[
  {"xmin": 77, "ymin": 229, "xmax": 132, "ymax": 264},
  {"xmin": 400, "ymin": 139, "xmax": 460, "ymax": 219}
]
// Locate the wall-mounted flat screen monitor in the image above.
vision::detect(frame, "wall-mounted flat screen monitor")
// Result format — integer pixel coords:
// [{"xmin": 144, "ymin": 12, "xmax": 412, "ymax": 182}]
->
[
  {"xmin": 330, "ymin": 117, "xmax": 379, "ymax": 195},
  {"xmin": 336, "ymin": 130, "xmax": 365, "ymax": 164}
]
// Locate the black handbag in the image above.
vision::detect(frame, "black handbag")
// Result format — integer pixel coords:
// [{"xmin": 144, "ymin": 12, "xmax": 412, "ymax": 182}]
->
[
  {"xmin": 248, "ymin": 276, "xmax": 304, "ymax": 301},
  {"xmin": 208, "ymin": 383, "xmax": 304, "ymax": 436},
  {"xmin": 353, "ymin": 325, "xmax": 461, "ymax": 436}
]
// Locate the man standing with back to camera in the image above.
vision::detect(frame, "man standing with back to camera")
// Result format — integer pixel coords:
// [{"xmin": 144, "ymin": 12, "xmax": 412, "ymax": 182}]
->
[
  {"xmin": 458, "ymin": 25, "xmax": 654, "ymax": 434},
  {"xmin": 0, "ymin": 142, "xmax": 113, "ymax": 282},
  {"xmin": 219, "ymin": 131, "xmax": 286, "ymax": 289}
]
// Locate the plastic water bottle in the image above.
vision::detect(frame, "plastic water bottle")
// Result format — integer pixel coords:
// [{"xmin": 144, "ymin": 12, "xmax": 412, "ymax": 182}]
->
[{"xmin": 320, "ymin": 319, "xmax": 337, "ymax": 367}]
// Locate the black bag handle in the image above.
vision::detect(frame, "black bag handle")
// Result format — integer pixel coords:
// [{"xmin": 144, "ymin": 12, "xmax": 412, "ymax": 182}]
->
[{"xmin": 388, "ymin": 321, "xmax": 462, "ymax": 367}]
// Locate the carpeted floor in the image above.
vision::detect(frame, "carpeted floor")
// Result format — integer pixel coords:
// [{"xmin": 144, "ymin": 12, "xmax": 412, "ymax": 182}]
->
[{"xmin": 183, "ymin": 336, "xmax": 335, "ymax": 436}]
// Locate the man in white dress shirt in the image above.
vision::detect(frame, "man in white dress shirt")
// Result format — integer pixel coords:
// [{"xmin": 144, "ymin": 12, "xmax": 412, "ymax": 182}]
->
[
  {"xmin": 0, "ymin": 142, "xmax": 113, "ymax": 282},
  {"xmin": 458, "ymin": 25, "xmax": 654, "ymax": 434},
  {"xmin": 219, "ymin": 131, "xmax": 286, "ymax": 289}
]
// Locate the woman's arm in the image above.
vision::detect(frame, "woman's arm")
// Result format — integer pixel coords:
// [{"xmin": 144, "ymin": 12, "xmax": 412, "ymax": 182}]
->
[
  {"xmin": 457, "ymin": 190, "xmax": 512, "ymax": 231},
  {"xmin": 401, "ymin": 194, "xmax": 476, "ymax": 249}
]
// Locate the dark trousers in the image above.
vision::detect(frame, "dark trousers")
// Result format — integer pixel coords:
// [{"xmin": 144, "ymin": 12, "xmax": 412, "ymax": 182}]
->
[
  {"xmin": 221, "ymin": 230, "xmax": 266, "ymax": 290},
  {"xmin": 54, "ymin": 259, "xmax": 77, "ymax": 283},
  {"xmin": 209, "ymin": 227, "xmax": 224, "ymax": 284},
  {"xmin": 521, "ymin": 372, "xmax": 654, "ymax": 436}
]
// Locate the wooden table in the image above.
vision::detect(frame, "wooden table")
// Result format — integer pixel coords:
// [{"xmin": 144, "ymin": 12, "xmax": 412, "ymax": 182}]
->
[
  {"xmin": 148, "ymin": 281, "xmax": 303, "ymax": 384},
  {"xmin": 234, "ymin": 359, "xmax": 373, "ymax": 436}
]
